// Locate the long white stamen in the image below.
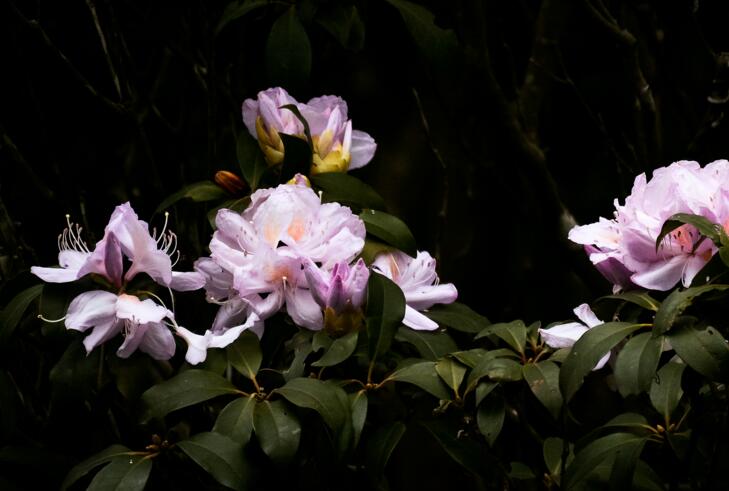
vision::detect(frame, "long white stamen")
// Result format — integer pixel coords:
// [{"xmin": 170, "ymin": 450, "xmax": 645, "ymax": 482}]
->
[
  {"xmin": 58, "ymin": 215, "xmax": 91, "ymax": 253},
  {"xmin": 37, "ymin": 314, "xmax": 67, "ymax": 323}
]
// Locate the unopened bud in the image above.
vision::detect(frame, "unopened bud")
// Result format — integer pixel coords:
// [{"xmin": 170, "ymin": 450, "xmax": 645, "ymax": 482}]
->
[
  {"xmin": 214, "ymin": 171, "xmax": 248, "ymax": 196},
  {"xmin": 287, "ymin": 174, "xmax": 311, "ymax": 187}
]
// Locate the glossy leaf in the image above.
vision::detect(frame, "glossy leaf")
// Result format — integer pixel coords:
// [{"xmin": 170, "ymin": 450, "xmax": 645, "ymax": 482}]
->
[
  {"xmin": 466, "ymin": 357, "xmax": 522, "ymax": 394},
  {"xmin": 350, "ymin": 390, "xmax": 368, "ymax": 449},
  {"xmin": 655, "ymin": 213, "xmax": 726, "ymax": 250},
  {"xmin": 61, "ymin": 444, "xmax": 132, "ymax": 491},
  {"xmin": 236, "ymin": 130, "xmax": 266, "ymax": 191},
  {"xmin": 424, "ymin": 302, "xmax": 490, "ymax": 333},
  {"xmin": 155, "ymin": 181, "xmax": 226, "ymax": 214},
  {"xmin": 226, "ymin": 331, "xmax": 262, "ymax": 380},
  {"xmin": 275, "ymin": 377, "xmax": 349, "ymax": 431},
  {"xmin": 279, "ymin": 133, "xmax": 312, "ymax": 182},
  {"xmin": 653, "ymin": 284, "xmax": 729, "ymax": 336},
  {"xmin": 523, "ymin": 361, "xmax": 563, "ymax": 419},
  {"xmin": 312, "ymin": 331, "xmax": 358, "ymax": 367},
  {"xmin": 668, "ymin": 324, "xmax": 729, "ymax": 380},
  {"xmin": 311, "ymin": 172, "xmax": 386, "ymax": 211},
  {"xmin": 565, "ymin": 433, "xmax": 649, "ymax": 489},
  {"xmin": 265, "ymin": 6, "xmax": 311, "ymax": 90},
  {"xmin": 359, "ymin": 209, "xmax": 417, "ymax": 256},
  {"xmin": 477, "ymin": 395, "xmax": 505, "ymax": 446},
  {"xmin": 614, "ymin": 332, "xmax": 663, "ymax": 397},
  {"xmin": 87, "ymin": 455, "xmax": 152, "ymax": 491},
  {"xmin": 543, "ymin": 437, "xmax": 567, "ymax": 482},
  {"xmin": 475, "ymin": 381, "xmax": 497, "ymax": 406},
  {"xmin": 140, "ymin": 370, "xmax": 238, "ymax": 421},
  {"xmin": 177, "ymin": 432, "xmax": 247, "ymax": 490},
  {"xmin": 395, "ymin": 326, "xmax": 458, "ymax": 361},
  {"xmin": 434, "ymin": 357, "xmax": 467, "ymax": 394},
  {"xmin": 476, "ymin": 320, "xmax": 527, "ymax": 354},
  {"xmin": 602, "ymin": 291, "xmax": 661, "ymax": 311},
  {"xmin": 649, "ymin": 362, "xmax": 685, "ymax": 423},
  {"xmin": 366, "ymin": 273, "xmax": 406, "ymax": 362},
  {"xmin": 365, "ymin": 421, "xmax": 406, "ymax": 477},
  {"xmin": 387, "ymin": 361, "xmax": 451, "ymax": 400},
  {"xmin": 213, "ymin": 395, "xmax": 256, "ymax": 445},
  {"xmin": 253, "ymin": 400, "xmax": 301, "ymax": 464},
  {"xmin": 559, "ymin": 322, "xmax": 642, "ymax": 401}
]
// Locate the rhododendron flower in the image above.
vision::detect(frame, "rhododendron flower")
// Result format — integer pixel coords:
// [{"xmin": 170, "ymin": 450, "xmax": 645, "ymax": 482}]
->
[
  {"xmin": 304, "ymin": 259, "xmax": 369, "ymax": 335},
  {"xmin": 209, "ymin": 178, "xmax": 366, "ymax": 331},
  {"xmin": 32, "ymin": 203, "xmax": 204, "ymax": 359},
  {"xmin": 176, "ymin": 311, "xmax": 260, "ymax": 365},
  {"xmin": 242, "ymin": 87, "xmax": 376, "ymax": 174},
  {"xmin": 569, "ymin": 160, "xmax": 729, "ymax": 291},
  {"xmin": 372, "ymin": 250, "xmax": 458, "ymax": 331},
  {"xmin": 538, "ymin": 304, "xmax": 609, "ymax": 370}
]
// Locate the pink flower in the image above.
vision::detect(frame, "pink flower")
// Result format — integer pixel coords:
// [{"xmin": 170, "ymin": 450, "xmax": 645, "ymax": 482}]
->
[
  {"xmin": 372, "ymin": 250, "xmax": 458, "ymax": 331},
  {"xmin": 569, "ymin": 160, "xmax": 729, "ymax": 291},
  {"xmin": 539, "ymin": 304, "xmax": 609, "ymax": 370},
  {"xmin": 242, "ymin": 87, "xmax": 376, "ymax": 173}
]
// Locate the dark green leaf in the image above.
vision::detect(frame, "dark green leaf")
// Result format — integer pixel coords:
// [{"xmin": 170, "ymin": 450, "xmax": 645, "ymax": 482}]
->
[
  {"xmin": 316, "ymin": 4, "xmax": 365, "ymax": 51},
  {"xmin": 466, "ymin": 357, "xmax": 522, "ymax": 394},
  {"xmin": 350, "ymin": 390, "xmax": 368, "ymax": 449},
  {"xmin": 668, "ymin": 324, "xmax": 729, "ymax": 380},
  {"xmin": 451, "ymin": 348, "xmax": 489, "ymax": 368},
  {"xmin": 140, "ymin": 370, "xmax": 238, "ymax": 421},
  {"xmin": 655, "ymin": 213, "xmax": 725, "ymax": 250},
  {"xmin": 275, "ymin": 377, "xmax": 349, "ymax": 431},
  {"xmin": 312, "ymin": 331, "xmax": 358, "ymax": 367},
  {"xmin": 282, "ymin": 330, "xmax": 313, "ymax": 381},
  {"xmin": 523, "ymin": 361, "xmax": 563, "ymax": 419},
  {"xmin": 359, "ymin": 209, "xmax": 417, "ymax": 256},
  {"xmin": 476, "ymin": 320, "xmax": 527, "ymax": 354},
  {"xmin": 236, "ymin": 130, "xmax": 267, "ymax": 191},
  {"xmin": 609, "ymin": 437, "xmax": 649, "ymax": 491},
  {"xmin": 87, "ymin": 455, "xmax": 152, "ymax": 491},
  {"xmin": 395, "ymin": 326, "xmax": 457, "ymax": 361},
  {"xmin": 177, "ymin": 432, "xmax": 247, "ymax": 490},
  {"xmin": 366, "ymin": 273, "xmax": 406, "ymax": 362},
  {"xmin": 279, "ymin": 133, "xmax": 312, "ymax": 182},
  {"xmin": 649, "ymin": 362, "xmax": 685, "ymax": 423},
  {"xmin": 509, "ymin": 462, "xmax": 536, "ymax": 480},
  {"xmin": 565, "ymin": 433, "xmax": 649, "ymax": 489},
  {"xmin": 226, "ymin": 331, "xmax": 262, "ymax": 380},
  {"xmin": 614, "ymin": 332, "xmax": 663, "ymax": 397},
  {"xmin": 265, "ymin": 6, "xmax": 311, "ymax": 90},
  {"xmin": 387, "ymin": 361, "xmax": 451, "ymax": 400},
  {"xmin": 216, "ymin": 0, "xmax": 269, "ymax": 35},
  {"xmin": 424, "ymin": 302, "xmax": 490, "ymax": 333},
  {"xmin": 653, "ymin": 284, "xmax": 729, "ymax": 336},
  {"xmin": 155, "ymin": 181, "xmax": 226, "ymax": 214},
  {"xmin": 365, "ymin": 421, "xmax": 406, "ymax": 477},
  {"xmin": 253, "ymin": 400, "xmax": 301, "ymax": 463},
  {"xmin": 213, "ymin": 396, "xmax": 257, "ymax": 445},
  {"xmin": 384, "ymin": 0, "xmax": 458, "ymax": 66},
  {"xmin": 435, "ymin": 357, "xmax": 466, "ymax": 393},
  {"xmin": 602, "ymin": 291, "xmax": 661, "ymax": 311},
  {"xmin": 543, "ymin": 437, "xmax": 566, "ymax": 481},
  {"xmin": 61, "ymin": 445, "xmax": 132, "ymax": 491},
  {"xmin": 310, "ymin": 172, "xmax": 386, "ymax": 211},
  {"xmin": 477, "ymin": 395, "xmax": 505, "ymax": 446},
  {"xmin": 0, "ymin": 284, "xmax": 42, "ymax": 345},
  {"xmin": 279, "ymin": 104, "xmax": 313, "ymax": 149},
  {"xmin": 475, "ymin": 381, "xmax": 497, "ymax": 406},
  {"xmin": 559, "ymin": 322, "xmax": 642, "ymax": 401}
]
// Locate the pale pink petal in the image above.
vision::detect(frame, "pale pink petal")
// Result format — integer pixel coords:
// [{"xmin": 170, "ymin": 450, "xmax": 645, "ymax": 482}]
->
[
  {"xmin": 83, "ymin": 318, "xmax": 122, "ymax": 353},
  {"xmin": 594, "ymin": 352, "xmax": 611, "ymax": 371},
  {"xmin": 170, "ymin": 271, "xmax": 206, "ymax": 292},
  {"xmin": 115, "ymin": 294, "xmax": 170, "ymax": 325},
  {"xmin": 138, "ymin": 323, "xmax": 176, "ymax": 360},
  {"xmin": 117, "ymin": 323, "xmax": 149, "ymax": 359},
  {"xmin": 630, "ymin": 255, "xmax": 687, "ymax": 291},
  {"xmin": 31, "ymin": 265, "xmax": 82, "ymax": 283},
  {"xmin": 175, "ymin": 326, "xmax": 210, "ymax": 365},
  {"xmin": 538, "ymin": 322, "xmax": 589, "ymax": 349},
  {"xmin": 402, "ymin": 305, "xmax": 438, "ymax": 331},
  {"xmin": 65, "ymin": 291, "xmax": 118, "ymax": 332},
  {"xmin": 348, "ymin": 130, "xmax": 377, "ymax": 169},
  {"xmin": 573, "ymin": 303, "xmax": 601, "ymax": 328},
  {"xmin": 208, "ymin": 313, "xmax": 259, "ymax": 349},
  {"xmin": 285, "ymin": 288, "xmax": 323, "ymax": 330},
  {"xmin": 405, "ymin": 283, "xmax": 458, "ymax": 311}
]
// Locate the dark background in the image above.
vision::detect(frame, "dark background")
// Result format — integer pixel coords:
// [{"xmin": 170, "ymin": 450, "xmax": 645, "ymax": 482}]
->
[{"xmin": 3, "ymin": 0, "xmax": 729, "ymax": 324}]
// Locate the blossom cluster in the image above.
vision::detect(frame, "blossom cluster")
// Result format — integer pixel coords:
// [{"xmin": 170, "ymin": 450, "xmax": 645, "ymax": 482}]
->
[{"xmin": 569, "ymin": 160, "xmax": 729, "ymax": 292}]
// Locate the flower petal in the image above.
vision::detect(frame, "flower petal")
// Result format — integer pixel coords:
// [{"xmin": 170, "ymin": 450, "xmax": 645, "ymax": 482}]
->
[
  {"xmin": 175, "ymin": 326, "xmax": 211, "ymax": 365},
  {"xmin": 405, "ymin": 283, "xmax": 458, "ymax": 311},
  {"xmin": 348, "ymin": 130, "xmax": 377, "ymax": 169},
  {"xmin": 538, "ymin": 322, "xmax": 588, "ymax": 349},
  {"xmin": 65, "ymin": 291, "xmax": 118, "ymax": 332},
  {"xmin": 115, "ymin": 294, "xmax": 170, "ymax": 325},
  {"xmin": 402, "ymin": 305, "xmax": 439, "ymax": 331},
  {"xmin": 285, "ymin": 287, "xmax": 323, "ymax": 330},
  {"xmin": 572, "ymin": 303, "xmax": 601, "ymax": 328},
  {"xmin": 170, "ymin": 271, "xmax": 206, "ymax": 292},
  {"xmin": 138, "ymin": 323, "xmax": 176, "ymax": 360},
  {"xmin": 82, "ymin": 318, "xmax": 122, "ymax": 353}
]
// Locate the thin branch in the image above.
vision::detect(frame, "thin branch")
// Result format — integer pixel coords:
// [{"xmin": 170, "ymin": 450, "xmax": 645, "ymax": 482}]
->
[{"xmin": 85, "ymin": 0, "xmax": 123, "ymax": 100}]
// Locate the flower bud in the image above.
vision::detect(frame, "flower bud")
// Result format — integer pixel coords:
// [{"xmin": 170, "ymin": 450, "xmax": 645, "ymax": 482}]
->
[{"xmin": 214, "ymin": 171, "xmax": 248, "ymax": 196}]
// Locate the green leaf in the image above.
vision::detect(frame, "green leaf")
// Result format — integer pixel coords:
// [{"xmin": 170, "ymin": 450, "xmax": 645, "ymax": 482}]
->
[
  {"xmin": 140, "ymin": 370, "xmax": 238, "ymax": 421},
  {"xmin": 435, "ymin": 357, "xmax": 467, "ymax": 394},
  {"xmin": 609, "ymin": 437, "xmax": 649, "ymax": 491},
  {"xmin": 87, "ymin": 455, "xmax": 152, "ymax": 491},
  {"xmin": 565, "ymin": 433, "xmax": 649, "ymax": 490},
  {"xmin": 316, "ymin": 4, "xmax": 365, "ymax": 51},
  {"xmin": 509, "ymin": 462, "xmax": 536, "ymax": 480},
  {"xmin": 649, "ymin": 362, "xmax": 685, "ymax": 423},
  {"xmin": 614, "ymin": 332, "xmax": 663, "ymax": 397},
  {"xmin": 424, "ymin": 302, "xmax": 490, "ymax": 333},
  {"xmin": 602, "ymin": 291, "xmax": 661, "ymax": 311},
  {"xmin": 226, "ymin": 331, "xmax": 262, "ymax": 380},
  {"xmin": 523, "ymin": 361, "xmax": 563, "ymax": 419},
  {"xmin": 61, "ymin": 445, "xmax": 132, "ymax": 491},
  {"xmin": 653, "ymin": 284, "xmax": 729, "ymax": 336},
  {"xmin": 358, "ymin": 239, "xmax": 394, "ymax": 265},
  {"xmin": 236, "ymin": 130, "xmax": 267, "ymax": 190},
  {"xmin": 422, "ymin": 421, "xmax": 489, "ymax": 475},
  {"xmin": 216, "ymin": 0, "xmax": 269, "ymax": 35},
  {"xmin": 477, "ymin": 395, "xmax": 505, "ymax": 446},
  {"xmin": 466, "ymin": 357, "xmax": 522, "ymax": 394},
  {"xmin": 279, "ymin": 104, "xmax": 313, "ymax": 149},
  {"xmin": 310, "ymin": 172, "xmax": 386, "ymax": 211},
  {"xmin": 387, "ymin": 361, "xmax": 451, "ymax": 400},
  {"xmin": 279, "ymin": 133, "xmax": 312, "ymax": 182},
  {"xmin": 282, "ymin": 330, "xmax": 313, "ymax": 381},
  {"xmin": 476, "ymin": 320, "xmax": 527, "ymax": 354},
  {"xmin": 655, "ymin": 213, "xmax": 726, "ymax": 250},
  {"xmin": 253, "ymin": 400, "xmax": 301, "ymax": 463},
  {"xmin": 177, "ymin": 432, "xmax": 247, "ymax": 490},
  {"xmin": 275, "ymin": 377, "xmax": 349, "ymax": 431},
  {"xmin": 395, "ymin": 326, "xmax": 458, "ymax": 361},
  {"xmin": 559, "ymin": 322, "xmax": 642, "ymax": 401},
  {"xmin": 213, "ymin": 395, "xmax": 257, "ymax": 445},
  {"xmin": 359, "ymin": 209, "xmax": 417, "ymax": 256},
  {"xmin": 365, "ymin": 421, "xmax": 406, "ymax": 477},
  {"xmin": 350, "ymin": 390, "xmax": 368, "ymax": 449},
  {"xmin": 543, "ymin": 437, "xmax": 567, "ymax": 481},
  {"xmin": 312, "ymin": 331, "xmax": 358, "ymax": 367},
  {"xmin": 451, "ymin": 348, "xmax": 489, "ymax": 368},
  {"xmin": 155, "ymin": 181, "xmax": 227, "ymax": 214},
  {"xmin": 0, "ymin": 284, "xmax": 42, "ymax": 345},
  {"xmin": 265, "ymin": 6, "xmax": 311, "ymax": 90},
  {"xmin": 668, "ymin": 323, "xmax": 729, "ymax": 380},
  {"xmin": 384, "ymin": 0, "xmax": 458, "ymax": 66},
  {"xmin": 475, "ymin": 381, "xmax": 497, "ymax": 406},
  {"xmin": 366, "ymin": 273, "xmax": 406, "ymax": 362}
]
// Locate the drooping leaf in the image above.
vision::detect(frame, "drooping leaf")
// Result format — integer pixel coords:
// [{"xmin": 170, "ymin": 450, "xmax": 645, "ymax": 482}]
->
[
  {"xmin": 655, "ymin": 213, "xmax": 726, "ymax": 250},
  {"xmin": 86, "ymin": 455, "xmax": 152, "ymax": 491},
  {"xmin": 614, "ymin": 332, "xmax": 663, "ymax": 397},
  {"xmin": 559, "ymin": 322, "xmax": 643, "ymax": 401},
  {"xmin": 477, "ymin": 395, "xmax": 505, "ymax": 446},
  {"xmin": 252, "ymin": 400, "xmax": 301, "ymax": 464},
  {"xmin": 366, "ymin": 273, "xmax": 406, "ymax": 362},
  {"xmin": 365, "ymin": 421, "xmax": 406, "ymax": 477},
  {"xmin": 213, "ymin": 395, "xmax": 257, "ymax": 445},
  {"xmin": 359, "ymin": 209, "xmax": 417, "ymax": 256},
  {"xmin": 565, "ymin": 433, "xmax": 649, "ymax": 490},
  {"xmin": 395, "ymin": 326, "xmax": 458, "ymax": 361},
  {"xmin": 386, "ymin": 361, "xmax": 451, "ymax": 400},
  {"xmin": 653, "ymin": 284, "xmax": 729, "ymax": 336},
  {"xmin": 155, "ymin": 181, "xmax": 227, "ymax": 214},
  {"xmin": 312, "ymin": 331, "xmax": 358, "ymax": 367},
  {"xmin": 236, "ymin": 130, "xmax": 267, "ymax": 191},
  {"xmin": 310, "ymin": 172, "xmax": 386, "ymax": 211},
  {"xmin": 649, "ymin": 362, "xmax": 685, "ymax": 423},
  {"xmin": 668, "ymin": 324, "xmax": 729, "ymax": 380},
  {"xmin": 434, "ymin": 357, "xmax": 467, "ymax": 394},
  {"xmin": 226, "ymin": 331, "xmax": 262, "ymax": 380},
  {"xmin": 265, "ymin": 6, "xmax": 311, "ymax": 90},
  {"xmin": 424, "ymin": 302, "xmax": 490, "ymax": 333},
  {"xmin": 476, "ymin": 320, "xmax": 527, "ymax": 355},
  {"xmin": 275, "ymin": 377, "xmax": 349, "ymax": 431},
  {"xmin": 177, "ymin": 432, "xmax": 247, "ymax": 490},
  {"xmin": 61, "ymin": 445, "xmax": 132, "ymax": 491},
  {"xmin": 0, "ymin": 284, "xmax": 42, "ymax": 345},
  {"xmin": 601, "ymin": 291, "xmax": 661, "ymax": 312},
  {"xmin": 523, "ymin": 361, "xmax": 563, "ymax": 419},
  {"xmin": 140, "ymin": 370, "xmax": 238, "ymax": 421}
]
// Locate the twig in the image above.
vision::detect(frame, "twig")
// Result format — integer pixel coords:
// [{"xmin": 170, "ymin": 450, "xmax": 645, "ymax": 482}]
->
[{"xmin": 85, "ymin": 0, "xmax": 123, "ymax": 100}]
